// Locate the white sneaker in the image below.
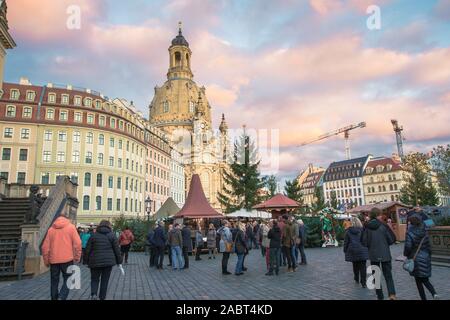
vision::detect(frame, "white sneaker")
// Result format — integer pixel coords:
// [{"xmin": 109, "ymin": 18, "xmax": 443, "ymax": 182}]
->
[{"xmin": 433, "ymin": 294, "xmax": 440, "ymax": 300}]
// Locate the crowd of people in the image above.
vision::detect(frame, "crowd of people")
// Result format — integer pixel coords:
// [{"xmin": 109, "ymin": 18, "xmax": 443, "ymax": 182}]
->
[
  {"xmin": 343, "ymin": 207, "xmax": 439, "ymax": 300},
  {"xmin": 40, "ymin": 206, "xmax": 439, "ymax": 301}
]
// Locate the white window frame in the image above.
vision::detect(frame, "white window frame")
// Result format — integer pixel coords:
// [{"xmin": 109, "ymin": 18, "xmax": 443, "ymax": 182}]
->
[
  {"xmin": 22, "ymin": 106, "xmax": 32, "ymax": 118},
  {"xmin": 87, "ymin": 113, "xmax": 94, "ymax": 124},
  {"xmin": 74, "ymin": 96, "xmax": 82, "ymax": 106},
  {"xmin": 57, "ymin": 151, "xmax": 66, "ymax": 163},
  {"xmin": 10, "ymin": 89, "xmax": 20, "ymax": 100},
  {"xmin": 46, "ymin": 108, "xmax": 55, "ymax": 120},
  {"xmin": 20, "ymin": 128, "xmax": 30, "ymax": 140},
  {"xmin": 44, "ymin": 130, "xmax": 52, "ymax": 141},
  {"xmin": 6, "ymin": 105, "xmax": 16, "ymax": 117},
  {"xmin": 58, "ymin": 131, "xmax": 67, "ymax": 142},
  {"xmin": 59, "ymin": 110, "xmax": 68, "ymax": 121},
  {"xmin": 74, "ymin": 112, "xmax": 82, "ymax": 122},
  {"xmin": 61, "ymin": 94, "xmax": 69, "ymax": 105},
  {"xmin": 72, "ymin": 151, "xmax": 80, "ymax": 163},
  {"xmin": 43, "ymin": 151, "xmax": 52, "ymax": 162},
  {"xmin": 26, "ymin": 91, "xmax": 36, "ymax": 101},
  {"xmin": 3, "ymin": 127, "xmax": 13, "ymax": 138},
  {"xmin": 73, "ymin": 131, "xmax": 81, "ymax": 143},
  {"xmin": 48, "ymin": 93, "xmax": 56, "ymax": 103}
]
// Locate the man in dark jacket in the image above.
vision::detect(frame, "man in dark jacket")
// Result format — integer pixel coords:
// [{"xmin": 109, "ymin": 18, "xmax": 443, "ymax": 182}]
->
[
  {"xmin": 362, "ymin": 208, "xmax": 397, "ymax": 300},
  {"xmin": 153, "ymin": 221, "xmax": 167, "ymax": 269},
  {"xmin": 267, "ymin": 220, "xmax": 281, "ymax": 276},
  {"xmin": 147, "ymin": 228, "xmax": 156, "ymax": 267},
  {"xmin": 181, "ymin": 224, "xmax": 193, "ymax": 269},
  {"xmin": 84, "ymin": 220, "xmax": 122, "ymax": 300}
]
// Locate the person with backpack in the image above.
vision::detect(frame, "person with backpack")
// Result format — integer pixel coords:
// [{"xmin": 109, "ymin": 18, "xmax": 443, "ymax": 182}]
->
[
  {"xmin": 218, "ymin": 220, "xmax": 233, "ymax": 275},
  {"xmin": 343, "ymin": 217, "xmax": 368, "ymax": 288},
  {"xmin": 404, "ymin": 214, "xmax": 439, "ymax": 300},
  {"xmin": 42, "ymin": 213, "xmax": 82, "ymax": 300},
  {"xmin": 362, "ymin": 208, "xmax": 397, "ymax": 300},
  {"xmin": 84, "ymin": 220, "xmax": 122, "ymax": 300},
  {"xmin": 118, "ymin": 227, "xmax": 134, "ymax": 264}
]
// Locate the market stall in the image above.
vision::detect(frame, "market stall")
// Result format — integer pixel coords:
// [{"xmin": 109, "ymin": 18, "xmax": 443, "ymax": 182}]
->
[
  {"xmin": 252, "ymin": 193, "xmax": 300, "ymax": 219},
  {"xmin": 226, "ymin": 209, "xmax": 272, "ymax": 219}
]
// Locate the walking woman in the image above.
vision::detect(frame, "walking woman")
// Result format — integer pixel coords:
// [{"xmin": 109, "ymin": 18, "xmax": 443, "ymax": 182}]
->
[
  {"xmin": 234, "ymin": 222, "xmax": 247, "ymax": 276},
  {"xmin": 84, "ymin": 220, "xmax": 122, "ymax": 300},
  {"xmin": 343, "ymin": 217, "xmax": 368, "ymax": 288},
  {"xmin": 404, "ymin": 215, "xmax": 439, "ymax": 300},
  {"xmin": 207, "ymin": 224, "xmax": 217, "ymax": 259},
  {"xmin": 118, "ymin": 226, "xmax": 134, "ymax": 264}
]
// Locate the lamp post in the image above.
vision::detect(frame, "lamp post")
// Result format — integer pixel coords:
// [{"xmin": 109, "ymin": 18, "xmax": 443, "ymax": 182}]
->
[{"xmin": 145, "ymin": 196, "xmax": 152, "ymax": 222}]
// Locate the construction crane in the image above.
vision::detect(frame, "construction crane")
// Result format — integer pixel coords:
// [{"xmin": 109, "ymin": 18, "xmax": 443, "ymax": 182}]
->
[
  {"xmin": 391, "ymin": 119, "xmax": 405, "ymax": 159},
  {"xmin": 299, "ymin": 122, "xmax": 366, "ymax": 160}
]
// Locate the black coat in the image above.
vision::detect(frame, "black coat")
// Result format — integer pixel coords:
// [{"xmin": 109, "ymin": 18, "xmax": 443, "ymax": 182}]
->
[
  {"xmin": 404, "ymin": 225, "xmax": 432, "ymax": 278},
  {"xmin": 268, "ymin": 226, "xmax": 281, "ymax": 249},
  {"xmin": 84, "ymin": 225, "xmax": 122, "ymax": 268},
  {"xmin": 153, "ymin": 226, "xmax": 167, "ymax": 247},
  {"xmin": 344, "ymin": 227, "xmax": 369, "ymax": 262},
  {"xmin": 182, "ymin": 226, "xmax": 193, "ymax": 252},
  {"xmin": 234, "ymin": 229, "xmax": 247, "ymax": 254},
  {"xmin": 147, "ymin": 230, "xmax": 155, "ymax": 247},
  {"xmin": 362, "ymin": 219, "xmax": 396, "ymax": 262}
]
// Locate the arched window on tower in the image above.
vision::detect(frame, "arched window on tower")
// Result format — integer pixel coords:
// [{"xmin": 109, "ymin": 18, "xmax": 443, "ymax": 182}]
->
[
  {"xmin": 175, "ymin": 51, "xmax": 181, "ymax": 66},
  {"xmin": 163, "ymin": 101, "xmax": 170, "ymax": 113}
]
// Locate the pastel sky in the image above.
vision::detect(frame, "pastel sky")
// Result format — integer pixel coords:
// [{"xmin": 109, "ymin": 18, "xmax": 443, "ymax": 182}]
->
[{"xmin": 4, "ymin": 0, "xmax": 450, "ymax": 184}]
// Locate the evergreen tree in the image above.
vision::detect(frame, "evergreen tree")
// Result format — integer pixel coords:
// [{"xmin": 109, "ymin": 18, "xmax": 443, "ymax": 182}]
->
[
  {"xmin": 430, "ymin": 145, "xmax": 450, "ymax": 195},
  {"xmin": 329, "ymin": 190, "xmax": 338, "ymax": 209},
  {"xmin": 284, "ymin": 178, "xmax": 304, "ymax": 213},
  {"xmin": 264, "ymin": 175, "xmax": 278, "ymax": 199},
  {"xmin": 400, "ymin": 152, "xmax": 439, "ymax": 206},
  {"xmin": 312, "ymin": 186, "xmax": 326, "ymax": 213},
  {"xmin": 218, "ymin": 132, "xmax": 265, "ymax": 213}
]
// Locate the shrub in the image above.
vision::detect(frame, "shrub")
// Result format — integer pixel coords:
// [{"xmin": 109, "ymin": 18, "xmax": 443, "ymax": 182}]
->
[{"xmin": 112, "ymin": 215, "xmax": 156, "ymax": 252}]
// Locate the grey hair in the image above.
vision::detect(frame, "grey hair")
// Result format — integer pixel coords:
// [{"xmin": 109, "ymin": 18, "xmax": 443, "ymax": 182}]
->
[{"xmin": 351, "ymin": 217, "xmax": 363, "ymax": 228}]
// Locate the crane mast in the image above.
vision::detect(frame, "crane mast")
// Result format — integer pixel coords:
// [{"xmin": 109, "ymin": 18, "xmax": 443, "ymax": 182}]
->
[{"xmin": 391, "ymin": 119, "xmax": 405, "ymax": 159}]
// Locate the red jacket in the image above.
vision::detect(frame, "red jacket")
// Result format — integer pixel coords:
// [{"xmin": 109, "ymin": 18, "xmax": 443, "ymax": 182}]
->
[
  {"xmin": 41, "ymin": 216, "xmax": 82, "ymax": 266},
  {"xmin": 119, "ymin": 229, "xmax": 135, "ymax": 246}
]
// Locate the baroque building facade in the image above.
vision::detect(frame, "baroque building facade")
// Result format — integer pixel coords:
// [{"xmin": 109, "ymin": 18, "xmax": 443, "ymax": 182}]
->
[
  {"xmin": 149, "ymin": 25, "xmax": 228, "ymax": 210},
  {"xmin": 297, "ymin": 164, "xmax": 325, "ymax": 208}
]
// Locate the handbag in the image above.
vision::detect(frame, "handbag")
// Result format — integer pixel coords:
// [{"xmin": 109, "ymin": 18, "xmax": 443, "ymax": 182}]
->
[{"xmin": 403, "ymin": 236, "xmax": 426, "ymax": 273}]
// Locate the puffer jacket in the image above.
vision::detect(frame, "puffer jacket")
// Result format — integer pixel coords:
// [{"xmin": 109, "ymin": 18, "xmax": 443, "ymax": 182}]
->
[
  {"xmin": 344, "ymin": 227, "xmax": 369, "ymax": 262},
  {"xmin": 362, "ymin": 219, "xmax": 396, "ymax": 262},
  {"xmin": 84, "ymin": 225, "xmax": 122, "ymax": 268},
  {"xmin": 41, "ymin": 216, "xmax": 82, "ymax": 266},
  {"xmin": 404, "ymin": 225, "xmax": 432, "ymax": 278}
]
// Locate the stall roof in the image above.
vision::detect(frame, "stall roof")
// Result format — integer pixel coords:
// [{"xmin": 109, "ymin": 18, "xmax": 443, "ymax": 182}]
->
[
  {"xmin": 347, "ymin": 201, "xmax": 411, "ymax": 213},
  {"xmin": 154, "ymin": 197, "xmax": 180, "ymax": 220},
  {"xmin": 253, "ymin": 193, "xmax": 300, "ymax": 210},
  {"xmin": 173, "ymin": 174, "xmax": 223, "ymax": 219}
]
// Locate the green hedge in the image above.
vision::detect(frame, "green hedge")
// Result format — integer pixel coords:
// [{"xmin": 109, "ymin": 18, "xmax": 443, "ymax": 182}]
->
[{"xmin": 296, "ymin": 215, "xmax": 345, "ymax": 248}]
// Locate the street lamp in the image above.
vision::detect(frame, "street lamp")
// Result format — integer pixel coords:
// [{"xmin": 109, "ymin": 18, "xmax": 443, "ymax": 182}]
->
[{"xmin": 145, "ymin": 196, "xmax": 152, "ymax": 222}]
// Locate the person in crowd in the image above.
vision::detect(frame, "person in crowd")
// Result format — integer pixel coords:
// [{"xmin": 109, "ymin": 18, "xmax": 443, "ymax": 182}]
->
[
  {"xmin": 84, "ymin": 220, "xmax": 122, "ymax": 300},
  {"xmin": 282, "ymin": 215, "xmax": 296, "ymax": 272},
  {"xmin": 42, "ymin": 212, "xmax": 82, "ymax": 300},
  {"xmin": 261, "ymin": 221, "xmax": 271, "ymax": 270},
  {"xmin": 277, "ymin": 216, "xmax": 287, "ymax": 266},
  {"xmin": 218, "ymin": 220, "xmax": 233, "ymax": 275},
  {"xmin": 267, "ymin": 220, "xmax": 281, "ymax": 276},
  {"xmin": 118, "ymin": 226, "xmax": 134, "ymax": 264},
  {"xmin": 343, "ymin": 218, "xmax": 352, "ymax": 230},
  {"xmin": 77, "ymin": 227, "xmax": 83, "ymax": 235},
  {"xmin": 147, "ymin": 227, "xmax": 156, "ymax": 268},
  {"xmin": 258, "ymin": 222, "xmax": 265, "ymax": 257},
  {"xmin": 166, "ymin": 224, "xmax": 173, "ymax": 267},
  {"xmin": 253, "ymin": 221, "xmax": 260, "ymax": 249},
  {"xmin": 404, "ymin": 214, "xmax": 439, "ymax": 300},
  {"xmin": 80, "ymin": 228, "xmax": 91, "ymax": 264},
  {"xmin": 344, "ymin": 217, "xmax": 368, "ymax": 288},
  {"xmin": 153, "ymin": 221, "xmax": 167, "ymax": 269},
  {"xmin": 181, "ymin": 224, "xmax": 193, "ymax": 269},
  {"xmin": 234, "ymin": 222, "xmax": 247, "ymax": 276},
  {"xmin": 245, "ymin": 222, "xmax": 254, "ymax": 250},
  {"xmin": 207, "ymin": 223, "xmax": 217, "ymax": 259},
  {"xmin": 168, "ymin": 223, "xmax": 184, "ymax": 271},
  {"xmin": 297, "ymin": 220, "xmax": 307, "ymax": 265},
  {"xmin": 290, "ymin": 216, "xmax": 299, "ymax": 265},
  {"xmin": 362, "ymin": 208, "xmax": 397, "ymax": 300},
  {"xmin": 195, "ymin": 226, "xmax": 204, "ymax": 261}
]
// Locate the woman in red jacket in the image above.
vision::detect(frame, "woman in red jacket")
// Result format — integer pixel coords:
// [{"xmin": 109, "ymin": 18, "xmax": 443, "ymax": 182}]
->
[{"xmin": 118, "ymin": 227, "xmax": 135, "ymax": 264}]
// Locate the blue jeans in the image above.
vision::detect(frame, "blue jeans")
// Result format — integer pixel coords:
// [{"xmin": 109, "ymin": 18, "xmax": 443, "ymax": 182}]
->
[
  {"xmin": 235, "ymin": 253, "xmax": 244, "ymax": 274},
  {"xmin": 291, "ymin": 245, "xmax": 298, "ymax": 264},
  {"xmin": 171, "ymin": 246, "xmax": 184, "ymax": 270}
]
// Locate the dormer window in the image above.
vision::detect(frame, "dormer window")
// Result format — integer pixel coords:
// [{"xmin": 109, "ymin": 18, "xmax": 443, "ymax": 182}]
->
[
  {"xmin": 61, "ymin": 94, "xmax": 69, "ymax": 105},
  {"xmin": 10, "ymin": 89, "xmax": 20, "ymax": 100},
  {"xmin": 84, "ymin": 98, "xmax": 92, "ymax": 107},
  {"xmin": 95, "ymin": 100, "xmax": 102, "ymax": 109},
  {"xmin": 26, "ymin": 91, "xmax": 36, "ymax": 101},
  {"xmin": 376, "ymin": 165, "xmax": 384, "ymax": 173},
  {"xmin": 48, "ymin": 93, "xmax": 56, "ymax": 103},
  {"xmin": 74, "ymin": 96, "xmax": 82, "ymax": 106},
  {"xmin": 386, "ymin": 164, "xmax": 392, "ymax": 171}
]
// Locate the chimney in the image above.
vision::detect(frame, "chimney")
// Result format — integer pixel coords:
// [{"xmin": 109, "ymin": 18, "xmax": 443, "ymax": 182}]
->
[
  {"xmin": 19, "ymin": 77, "xmax": 31, "ymax": 85},
  {"xmin": 308, "ymin": 163, "xmax": 313, "ymax": 174}
]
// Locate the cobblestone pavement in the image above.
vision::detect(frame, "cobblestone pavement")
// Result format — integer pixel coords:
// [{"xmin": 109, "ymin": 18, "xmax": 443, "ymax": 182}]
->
[{"xmin": 0, "ymin": 244, "xmax": 449, "ymax": 300}]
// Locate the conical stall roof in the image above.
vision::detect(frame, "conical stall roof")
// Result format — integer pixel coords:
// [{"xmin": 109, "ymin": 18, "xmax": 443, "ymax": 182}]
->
[
  {"xmin": 252, "ymin": 193, "xmax": 300, "ymax": 210},
  {"xmin": 154, "ymin": 197, "xmax": 180, "ymax": 220},
  {"xmin": 174, "ymin": 174, "xmax": 223, "ymax": 219}
]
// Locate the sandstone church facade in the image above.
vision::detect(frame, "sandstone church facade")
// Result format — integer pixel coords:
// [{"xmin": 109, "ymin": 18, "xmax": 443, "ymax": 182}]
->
[{"xmin": 149, "ymin": 25, "xmax": 229, "ymax": 210}]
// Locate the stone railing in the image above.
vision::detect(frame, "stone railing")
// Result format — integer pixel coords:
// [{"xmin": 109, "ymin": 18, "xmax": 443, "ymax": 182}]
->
[
  {"xmin": 21, "ymin": 176, "xmax": 78, "ymax": 276},
  {"xmin": 0, "ymin": 181, "xmax": 54, "ymax": 199}
]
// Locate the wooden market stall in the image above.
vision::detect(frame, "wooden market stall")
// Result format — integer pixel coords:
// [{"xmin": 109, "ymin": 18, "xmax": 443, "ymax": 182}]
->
[
  {"xmin": 252, "ymin": 193, "xmax": 300, "ymax": 220},
  {"xmin": 347, "ymin": 201, "xmax": 412, "ymax": 241}
]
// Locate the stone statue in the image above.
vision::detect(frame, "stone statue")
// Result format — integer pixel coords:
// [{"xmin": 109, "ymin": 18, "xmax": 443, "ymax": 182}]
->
[{"xmin": 26, "ymin": 185, "xmax": 44, "ymax": 224}]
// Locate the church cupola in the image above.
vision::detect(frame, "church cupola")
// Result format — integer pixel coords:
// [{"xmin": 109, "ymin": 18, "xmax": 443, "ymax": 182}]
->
[
  {"xmin": 219, "ymin": 113, "xmax": 228, "ymax": 133},
  {"xmin": 167, "ymin": 22, "xmax": 193, "ymax": 80}
]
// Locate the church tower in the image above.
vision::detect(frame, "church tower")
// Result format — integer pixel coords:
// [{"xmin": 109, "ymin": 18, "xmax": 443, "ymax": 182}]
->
[{"xmin": 149, "ymin": 23, "xmax": 229, "ymax": 210}]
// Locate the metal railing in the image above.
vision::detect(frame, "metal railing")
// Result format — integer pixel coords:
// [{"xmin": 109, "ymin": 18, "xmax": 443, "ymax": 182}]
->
[{"xmin": 0, "ymin": 240, "xmax": 27, "ymax": 280}]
